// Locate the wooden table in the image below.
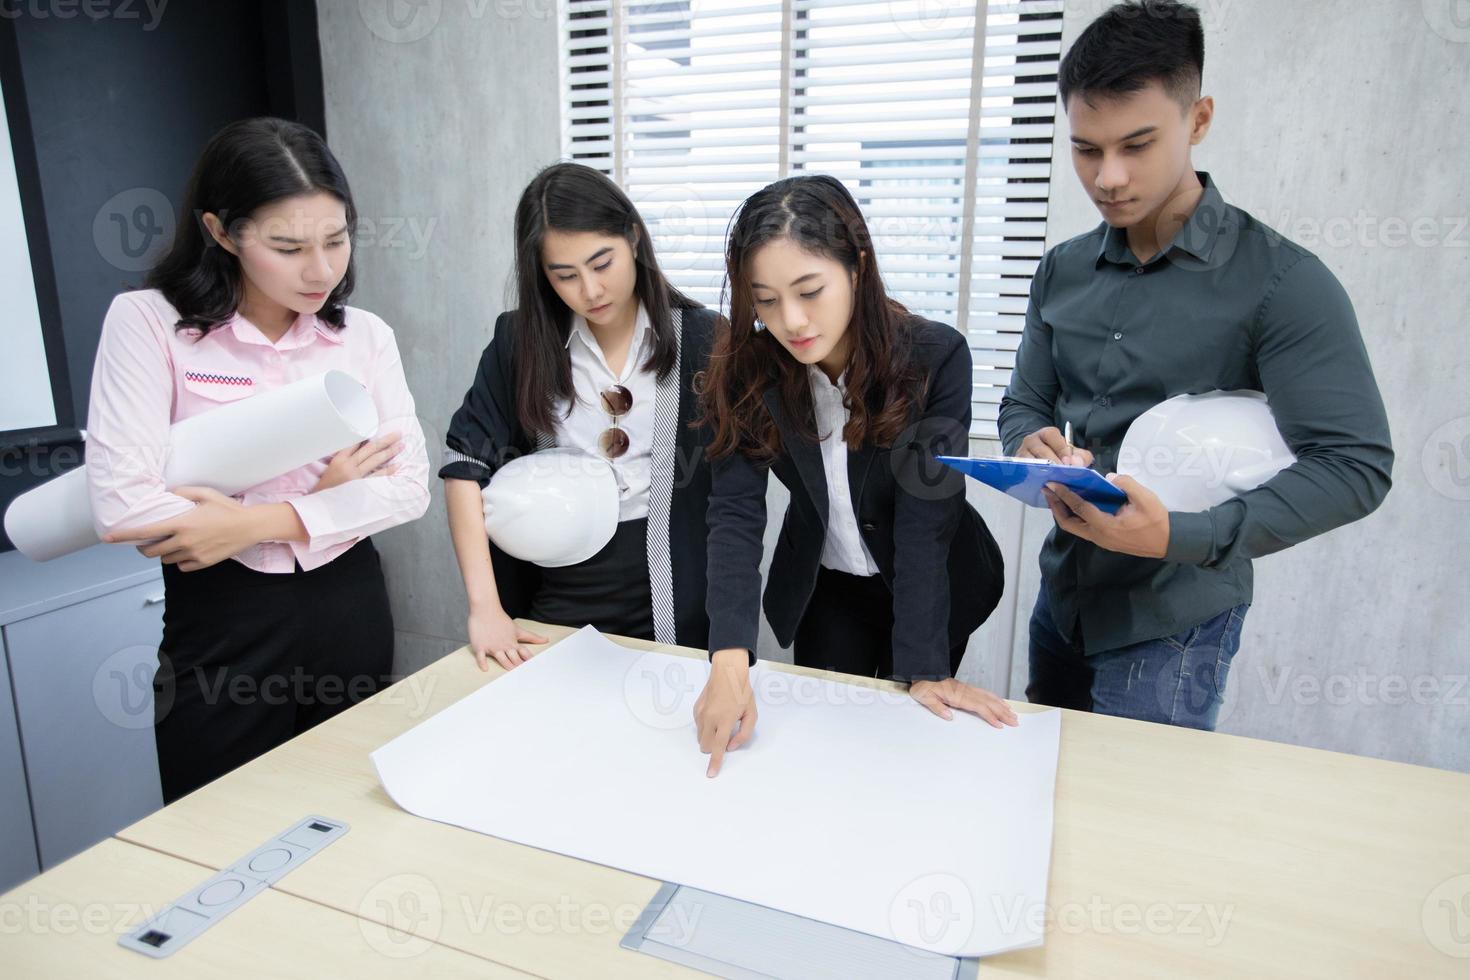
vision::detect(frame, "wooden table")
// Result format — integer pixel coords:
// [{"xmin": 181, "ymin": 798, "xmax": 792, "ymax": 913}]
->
[
  {"xmin": 0, "ymin": 837, "xmax": 516, "ymax": 977},
  {"xmin": 5, "ymin": 622, "xmax": 1469, "ymax": 977}
]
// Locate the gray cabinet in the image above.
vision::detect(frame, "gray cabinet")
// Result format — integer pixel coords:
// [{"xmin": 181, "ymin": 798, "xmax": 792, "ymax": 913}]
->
[
  {"xmin": 0, "ymin": 637, "xmax": 35, "ymax": 891},
  {"xmin": 0, "ymin": 544, "xmax": 165, "ymax": 890}
]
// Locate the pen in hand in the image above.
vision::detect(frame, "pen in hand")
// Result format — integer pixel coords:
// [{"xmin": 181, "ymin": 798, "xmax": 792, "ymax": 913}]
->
[{"xmin": 1063, "ymin": 421, "xmax": 1075, "ymax": 466}]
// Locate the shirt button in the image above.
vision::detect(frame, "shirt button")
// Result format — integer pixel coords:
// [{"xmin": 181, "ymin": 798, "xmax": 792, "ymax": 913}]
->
[
  {"xmin": 1133, "ymin": 267, "xmax": 1146, "ymax": 276},
  {"xmin": 1113, "ymin": 332, "xmax": 1123, "ymax": 341},
  {"xmin": 1095, "ymin": 396, "xmax": 1111, "ymax": 406}
]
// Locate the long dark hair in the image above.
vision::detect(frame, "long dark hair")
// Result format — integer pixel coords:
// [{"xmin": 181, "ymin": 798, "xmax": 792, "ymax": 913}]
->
[
  {"xmin": 511, "ymin": 163, "xmax": 698, "ymax": 436},
  {"xmin": 698, "ymin": 174, "xmax": 923, "ymax": 462},
  {"xmin": 146, "ymin": 117, "xmax": 358, "ymax": 333}
]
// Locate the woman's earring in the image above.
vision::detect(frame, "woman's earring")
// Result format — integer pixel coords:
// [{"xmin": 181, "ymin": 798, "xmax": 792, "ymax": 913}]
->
[{"xmin": 753, "ymin": 318, "xmax": 766, "ymax": 333}]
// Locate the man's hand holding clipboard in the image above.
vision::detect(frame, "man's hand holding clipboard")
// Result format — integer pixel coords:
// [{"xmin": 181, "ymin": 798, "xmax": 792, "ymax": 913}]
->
[{"xmin": 940, "ymin": 425, "xmax": 1174, "ymax": 559}]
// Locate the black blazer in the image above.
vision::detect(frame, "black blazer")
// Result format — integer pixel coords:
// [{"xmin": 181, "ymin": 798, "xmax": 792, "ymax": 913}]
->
[
  {"xmin": 440, "ymin": 305, "xmax": 717, "ymax": 648},
  {"xmin": 705, "ymin": 319, "xmax": 1004, "ymax": 681}
]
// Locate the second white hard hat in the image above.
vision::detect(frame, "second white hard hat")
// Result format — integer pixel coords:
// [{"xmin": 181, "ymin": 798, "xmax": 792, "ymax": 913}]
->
[{"xmin": 1117, "ymin": 390, "xmax": 1297, "ymax": 513}]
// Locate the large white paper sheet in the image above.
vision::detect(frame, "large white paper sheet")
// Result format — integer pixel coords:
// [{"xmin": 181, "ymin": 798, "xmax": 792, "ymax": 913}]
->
[
  {"xmin": 372, "ymin": 627, "xmax": 1062, "ymax": 957},
  {"xmin": 5, "ymin": 370, "xmax": 378, "ymax": 561}
]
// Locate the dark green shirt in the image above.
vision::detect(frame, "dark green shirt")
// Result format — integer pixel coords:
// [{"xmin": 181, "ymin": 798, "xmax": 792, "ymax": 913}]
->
[{"xmin": 999, "ymin": 172, "xmax": 1393, "ymax": 654}]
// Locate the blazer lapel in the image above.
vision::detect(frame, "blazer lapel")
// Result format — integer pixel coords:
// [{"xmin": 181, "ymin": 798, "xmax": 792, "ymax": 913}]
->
[
  {"xmin": 645, "ymin": 307, "xmax": 681, "ymax": 645},
  {"xmin": 847, "ymin": 440, "xmax": 878, "ymax": 521},
  {"xmin": 762, "ymin": 386, "xmax": 828, "ymax": 526}
]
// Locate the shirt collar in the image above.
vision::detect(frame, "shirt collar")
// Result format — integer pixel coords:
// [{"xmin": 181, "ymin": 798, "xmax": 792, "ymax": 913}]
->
[
  {"xmin": 565, "ymin": 302, "xmax": 651, "ymax": 377},
  {"xmin": 807, "ymin": 363, "xmax": 848, "ymax": 393},
  {"xmin": 225, "ymin": 309, "xmax": 345, "ymax": 349},
  {"xmin": 1094, "ymin": 171, "xmax": 1227, "ymax": 269},
  {"xmin": 311, "ymin": 316, "xmax": 348, "ymax": 345}
]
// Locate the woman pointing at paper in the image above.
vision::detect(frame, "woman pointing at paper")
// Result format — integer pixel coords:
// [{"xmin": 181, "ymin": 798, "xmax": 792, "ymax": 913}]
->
[
  {"xmin": 693, "ymin": 176, "xmax": 1017, "ymax": 777},
  {"xmin": 88, "ymin": 118, "xmax": 430, "ymax": 802}
]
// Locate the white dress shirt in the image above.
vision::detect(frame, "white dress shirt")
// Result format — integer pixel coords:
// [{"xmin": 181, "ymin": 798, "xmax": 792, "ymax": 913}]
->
[
  {"xmin": 808, "ymin": 364, "xmax": 880, "ymax": 577},
  {"xmin": 554, "ymin": 304, "xmax": 656, "ymax": 521}
]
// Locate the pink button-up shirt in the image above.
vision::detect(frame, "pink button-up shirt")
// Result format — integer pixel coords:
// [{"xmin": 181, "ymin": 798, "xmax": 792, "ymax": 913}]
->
[{"xmin": 86, "ymin": 289, "xmax": 430, "ymax": 573}]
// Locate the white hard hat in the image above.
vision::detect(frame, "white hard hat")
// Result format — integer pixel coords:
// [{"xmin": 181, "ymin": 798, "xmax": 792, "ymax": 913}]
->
[
  {"xmin": 1117, "ymin": 390, "xmax": 1297, "ymax": 513},
  {"xmin": 482, "ymin": 449, "xmax": 619, "ymax": 568}
]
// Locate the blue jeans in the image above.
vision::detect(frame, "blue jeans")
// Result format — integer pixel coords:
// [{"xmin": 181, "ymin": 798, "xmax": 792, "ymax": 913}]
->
[{"xmin": 1025, "ymin": 589, "xmax": 1249, "ymax": 731}]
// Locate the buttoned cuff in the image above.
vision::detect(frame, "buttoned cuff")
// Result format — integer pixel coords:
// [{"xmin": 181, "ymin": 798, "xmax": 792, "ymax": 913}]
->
[{"xmin": 1165, "ymin": 510, "xmax": 1216, "ymax": 565}]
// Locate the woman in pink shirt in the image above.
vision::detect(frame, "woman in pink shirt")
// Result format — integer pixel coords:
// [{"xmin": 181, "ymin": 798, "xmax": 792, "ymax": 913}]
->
[{"xmin": 88, "ymin": 118, "xmax": 430, "ymax": 802}]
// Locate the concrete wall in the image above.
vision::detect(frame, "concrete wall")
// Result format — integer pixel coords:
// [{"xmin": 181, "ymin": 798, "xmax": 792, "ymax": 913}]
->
[
  {"xmin": 319, "ymin": 0, "xmax": 1468, "ymax": 773},
  {"xmin": 315, "ymin": 0, "xmax": 564, "ymax": 675}
]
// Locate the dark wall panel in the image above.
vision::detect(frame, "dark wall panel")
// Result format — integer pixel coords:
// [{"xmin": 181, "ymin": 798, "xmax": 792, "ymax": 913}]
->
[{"xmin": 0, "ymin": 1, "xmax": 324, "ymax": 552}]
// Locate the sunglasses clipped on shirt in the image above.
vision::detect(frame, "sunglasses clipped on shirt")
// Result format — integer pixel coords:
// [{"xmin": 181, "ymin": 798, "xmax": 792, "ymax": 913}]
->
[{"xmin": 599, "ymin": 384, "xmax": 632, "ymax": 459}]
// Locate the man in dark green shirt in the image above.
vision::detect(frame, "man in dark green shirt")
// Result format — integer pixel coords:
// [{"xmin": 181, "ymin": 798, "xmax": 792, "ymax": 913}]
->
[{"xmin": 998, "ymin": 0, "xmax": 1392, "ymax": 730}]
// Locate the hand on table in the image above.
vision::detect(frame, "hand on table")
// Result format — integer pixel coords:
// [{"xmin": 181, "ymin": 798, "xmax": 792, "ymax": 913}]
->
[
  {"xmin": 910, "ymin": 678, "xmax": 1019, "ymax": 728},
  {"xmin": 468, "ymin": 605, "xmax": 548, "ymax": 672}
]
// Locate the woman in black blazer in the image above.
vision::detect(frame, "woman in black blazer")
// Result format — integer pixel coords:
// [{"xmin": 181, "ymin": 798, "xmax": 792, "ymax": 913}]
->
[
  {"xmin": 441, "ymin": 164, "xmax": 716, "ymax": 668},
  {"xmin": 694, "ymin": 175, "xmax": 1015, "ymax": 775}
]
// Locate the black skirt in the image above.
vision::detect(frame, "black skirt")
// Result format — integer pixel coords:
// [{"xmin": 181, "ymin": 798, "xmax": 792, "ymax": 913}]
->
[
  {"xmin": 154, "ymin": 539, "xmax": 393, "ymax": 803},
  {"xmin": 526, "ymin": 517, "xmax": 655, "ymax": 641}
]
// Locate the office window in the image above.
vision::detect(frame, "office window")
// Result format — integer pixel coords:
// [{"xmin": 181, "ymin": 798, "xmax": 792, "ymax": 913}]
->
[{"xmin": 560, "ymin": 0, "xmax": 1063, "ymax": 438}]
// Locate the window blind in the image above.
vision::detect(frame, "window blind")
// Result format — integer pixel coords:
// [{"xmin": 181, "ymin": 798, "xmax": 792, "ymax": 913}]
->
[{"xmin": 561, "ymin": 0, "xmax": 1063, "ymax": 439}]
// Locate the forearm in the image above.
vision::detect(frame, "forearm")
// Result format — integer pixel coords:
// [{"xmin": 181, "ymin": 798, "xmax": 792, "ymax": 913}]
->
[
  {"xmin": 1165, "ymin": 445, "xmax": 1393, "ymax": 566},
  {"xmin": 891, "ymin": 498, "xmax": 961, "ymax": 681},
  {"xmin": 445, "ymin": 478, "xmax": 504, "ymax": 612},
  {"xmin": 248, "ymin": 502, "xmax": 309, "ymax": 544},
  {"xmin": 704, "ymin": 454, "xmax": 768, "ymax": 662}
]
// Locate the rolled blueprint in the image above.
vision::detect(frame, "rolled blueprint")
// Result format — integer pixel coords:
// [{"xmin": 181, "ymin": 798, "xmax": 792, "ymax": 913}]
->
[{"xmin": 4, "ymin": 370, "xmax": 379, "ymax": 561}]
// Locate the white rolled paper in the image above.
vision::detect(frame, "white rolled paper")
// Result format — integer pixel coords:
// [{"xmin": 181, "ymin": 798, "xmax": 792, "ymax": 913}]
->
[
  {"xmin": 5, "ymin": 460, "xmax": 98, "ymax": 562},
  {"xmin": 4, "ymin": 370, "xmax": 379, "ymax": 562}
]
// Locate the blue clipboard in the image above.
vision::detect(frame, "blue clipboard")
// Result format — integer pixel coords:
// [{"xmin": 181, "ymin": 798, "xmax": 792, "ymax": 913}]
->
[{"xmin": 937, "ymin": 455, "xmax": 1129, "ymax": 514}]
